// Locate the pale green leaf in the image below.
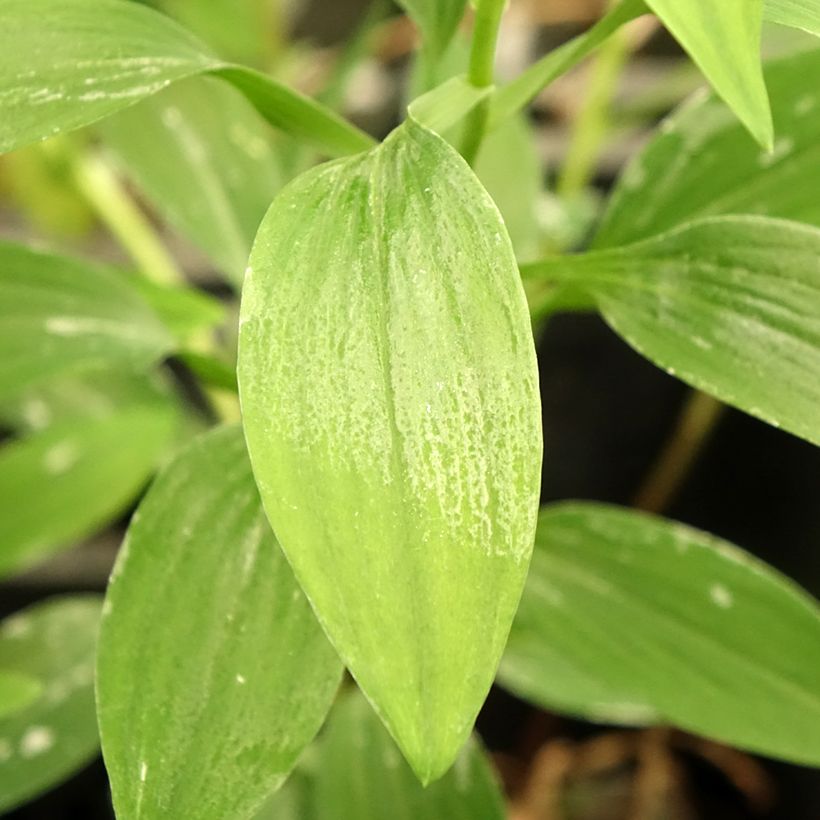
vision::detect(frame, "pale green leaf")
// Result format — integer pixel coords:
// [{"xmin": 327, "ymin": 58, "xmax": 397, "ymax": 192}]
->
[
  {"xmin": 523, "ymin": 216, "xmax": 820, "ymax": 446},
  {"xmin": 595, "ymin": 48, "xmax": 820, "ymax": 248},
  {"xmin": 765, "ymin": 0, "xmax": 820, "ymax": 35},
  {"xmin": 398, "ymin": 0, "xmax": 468, "ymax": 58},
  {"xmin": 262, "ymin": 689, "xmax": 505, "ymax": 820},
  {"xmin": 97, "ymin": 425, "xmax": 343, "ymax": 820},
  {"xmin": 0, "ymin": 0, "xmax": 373, "ymax": 158},
  {"xmin": 0, "ymin": 380, "xmax": 178, "ymax": 578},
  {"xmin": 238, "ymin": 119, "xmax": 542, "ymax": 783},
  {"xmin": 101, "ymin": 77, "xmax": 283, "ymax": 284},
  {"xmin": 408, "ymin": 75, "xmax": 493, "ymax": 135},
  {"xmin": 0, "ymin": 596, "xmax": 102, "ymax": 813},
  {"xmin": 0, "ymin": 241, "xmax": 174, "ymax": 401},
  {"xmin": 0, "ymin": 672, "xmax": 42, "ymax": 720},
  {"xmin": 645, "ymin": 0, "xmax": 773, "ymax": 148},
  {"xmin": 501, "ymin": 503, "xmax": 820, "ymax": 765}
]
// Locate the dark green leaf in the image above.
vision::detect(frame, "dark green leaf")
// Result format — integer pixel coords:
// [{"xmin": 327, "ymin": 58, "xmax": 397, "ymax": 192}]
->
[
  {"xmin": 97, "ymin": 425, "xmax": 342, "ymax": 819},
  {"xmin": 595, "ymin": 48, "xmax": 820, "ymax": 248},
  {"xmin": 523, "ymin": 216, "xmax": 820, "ymax": 446},
  {"xmin": 238, "ymin": 119, "xmax": 542, "ymax": 782},
  {"xmin": 0, "ymin": 672, "xmax": 42, "ymax": 720},
  {"xmin": 764, "ymin": 0, "xmax": 820, "ymax": 35},
  {"xmin": 0, "ymin": 596, "xmax": 102, "ymax": 813},
  {"xmin": 397, "ymin": 0, "xmax": 468, "ymax": 58},
  {"xmin": 501, "ymin": 503, "xmax": 820, "ymax": 765}
]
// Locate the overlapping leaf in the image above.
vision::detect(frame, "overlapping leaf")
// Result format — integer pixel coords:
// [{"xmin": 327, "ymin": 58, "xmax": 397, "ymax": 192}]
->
[
  {"xmin": 238, "ymin": 119, "xmax": 542, "ymax": 782},
  {"xmin": 765, "ymin": 0, "xmax": 820, "ymax": 35}
]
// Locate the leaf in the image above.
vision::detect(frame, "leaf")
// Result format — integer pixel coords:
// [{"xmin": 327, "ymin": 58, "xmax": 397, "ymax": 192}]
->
[
  {"xmin": 595, "ymin": 47, "xmax": 820, "ymax": 248},
  {"xmin": 238, "ymin": 119, "xmax": 542, "ymax": 782},
  {"xmin": 101, "ymin": 77, "xmax": 282, "ymax": 284},
  {"xmin": 0, "ymin": 595, "xmax": 102, "ymax": 813},
  {"xmin": 645, "ymin": 0, "xmax": 772, "ymax": 148},
  {"xmin": 0, "ymin": 378, "xmax": 178, "ymax": 578},
  {"xmin": 261, "ymin": 689, "xmax": 506, "ymax": 820},
  {"xmin": 501, "ymin": 503, "xmax": 820, "ymax": 765},
  {"xmin": 764, "ymin": 0, "xmax": 820, "ymax": 36},
  {"xmin": 397, "ymin": 0, "xmax": 468, "ymax": 58},
  {"xmin": 0, "ymin": 241, "xmax": 174, "ymax": 401},
  {"xmin": 97, "ymin": 425, "xmax": 342, "ymax": 820},
  {"xmin": 0, "ymin": 0, "xmax": 373, "ymax": 158},
  {"xmin": 522, "ymin": 215, "xmax": 820, "ymax": 446},
  {"xmin": 0, "ymin": 672, "xmax": 42, "ymax": 720},
  {"xmin": 408, "ymin": 75, "xmax": 493, "ymax": 136}
]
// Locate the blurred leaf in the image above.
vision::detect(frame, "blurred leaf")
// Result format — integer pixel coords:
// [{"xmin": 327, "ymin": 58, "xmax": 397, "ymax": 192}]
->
[
  {"xmin": 0, "ymin": 241, "xmax": 174, "ymax": 401},
  {"xmin": 408, "ymin": 76, "xmax": 492, "ymax": 135},
  {"xmin": 262, "ymin": 690, "xmax": 506, "ymax": 820},
  {"xmin": 501, "ymin": 503, "xmax": 820, "ymax": 765},
  {"xmin": 645, "ymin": 0, "xmax": 772, "ymax": 148},
  {"xmin": 595, "ymin": 47, "xmax": 820, "ymax": 248},
  {"xmin": 97, "ymin": 425, "xmax": 342, "ymax": 819},
  {"xmin": 177, "ymin": 350, "xmax": 237, "ymax": 393},
  {"xmin": 0, "ymin": 672, "xmax": 42, "ymax": 720},
  {"xmin": 397, "ymin": 0, "xmax": 467, "ymax": 58},
  {"xmin": 765, "ymin": 0, "xmax": 820, "ymax": 35},
  {"xmin": 101, "ymin": 77, "xmax": 283, "ymax": 284},
  {"xmin": 0, "ymin": 379, "xmax": 178, "ymax": 578},
  {"xmin": 238, "ymin": 120, "xmax": 541, "ymax": 783},
  {"xmin": 0, "ymin": 0, "xmax": 374, "ymax": 158},
  {"xmin": 0, "ymin": 596, "xmax": 102, "ymax": 813},
  {"xmin": 523, "ymin": 216, "xmax": 820, "ymax": 446}
]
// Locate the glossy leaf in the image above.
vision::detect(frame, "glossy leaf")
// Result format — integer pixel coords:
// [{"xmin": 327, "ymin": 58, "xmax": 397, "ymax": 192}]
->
[
  {"xmin": 102, "ymin": 77, "xmax": 282, "ymax": 284},
  {"xmin": 397, "ymin": 0, "xmax": 467, "ymax": 58},
  {"xmin": 0, "ymin": 0, "xmax": 373, "ymax": 158},
  {"xmin": 0, "ymin": 596, "xmax": 102, "ymax": 813},
  {"xmin": 501, "ymin": 503, "xmax": 820, "ymax": 765},
  {"xmin": 645, "ymin": 0, "xmax": 772, "ymax": 148},
  {"xmin": 523, "ymin": 216, "xmax": 820, "ymax": 446},
  {"xmin": 238, "ymin": 119, "xmax": 542, "ymax": 782},
  {"xmin": 0, "ymin": 241, "xmax": 174, "ymax": 401},
  {"xmin": 0, "ymin": 379, "xmax": 178, "ymax": 578},
  {"xmin": 0, "ymin": 672, "xmax": 42, "ymax": 720},
  {"xmin": 595, "ymin": 48, "xmax": 820, "ymax": 248},
  {"xmin": 97, "ymin": 425, "xmax": 342, "ymax": 820},
  {"xmin": 764, "ymin": 0, "xmax": 820, "ymax": 35},
  {"xmin": 262, "ymin": 689, "xmax": 505, "ymax": 820}
]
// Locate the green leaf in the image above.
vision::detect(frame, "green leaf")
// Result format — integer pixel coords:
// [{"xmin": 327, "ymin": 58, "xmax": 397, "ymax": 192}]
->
[
  {"xmin": 262, "ymin": 689, "xmax": 506, "ymax": 820},
  {"xmin": 0, "ymin": 0, "xmax": 374, "ymax": 158},
  {"xmin": 101, "ymin": 77, "xmax": 282, "ymax": 285},
  {"xmin": 595, "ymin": 48, "xmax": 820, "ymax": 248},
  {"xmin": 408, "ymin": 75, "xmax": 493, "ymax": 136},
  {"xmin": 523, "ymin": 216, "xmax": 820, "ymax": 446},
  {"xmin": 238, "ymin": 119, "xmax": 542, "ymax": 783},
  {"xmin": 645, "ymin": 0, "xmax": 772, "ymax": 148},
  {"xmin": 764, "ymin": 0, "xmax": 820, "ymax": 36},
  {"xmin": 397, "ymin": 0, "xmax": 468, "ymax": 58},
  {"xmin": 0, "ymin": 241, "xmax": 174, "ymax": 401},
  {"xmin": 0, "ymin": 595, "xmax": 102, "ymax": 813},
  {"xmin": 0, "ymin": 672, "xmax": 43, "ymax": 720},
  {"xmin": 488, "ymin": 0, "xmax": 647, "ymax": 129},
  {"xmin": 501, "ymin": 503, "xmax": 820, "ymax": 765},
  {"xmin": 97, "ymin": 425, "xmax": 342, "ymax": 819},
  {"xmin": 0, "ymin": 379, "xmax": 178, "ymax": 578}
]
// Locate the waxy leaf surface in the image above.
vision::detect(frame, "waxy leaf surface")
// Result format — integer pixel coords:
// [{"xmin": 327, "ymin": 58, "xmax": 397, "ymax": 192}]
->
[
  {"xmin": 595, "ymin": 48, "xmax": 820, "ymax": 248},
  {"xmin": 97, "ymin": 425, "xmax": 342, "ymax": 820},
  {"xmin": 501, "ymin": 503, "xmax": 820, "ymax": 765},
  {"xmin": 645, "ymin": 0, "xmax": 772, "ymax": 147},
  {"xmin": 0, "ymin": 596, "xmax": 102, "ymax": 813},
  {"xmin": 523, "ymin": 216, "xmax": 820, "ymax": 446},
  {"xmin": 239, "ymin": 119, "xmax": 542, "ymax": 782}
]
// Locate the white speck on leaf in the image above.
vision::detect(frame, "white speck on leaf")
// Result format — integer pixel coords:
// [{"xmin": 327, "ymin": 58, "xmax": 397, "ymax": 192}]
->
[
  {"xmin": 709, "ymin": 583, "xmax": 733, "ymax": 609},
  {"xmin": 235, "ymin": 674, "xmax": 246, "ymax": 685},
  {"xmin": 43, "ymin": 440, "xmax": 79, "ymax": 475},
  {"xmin": 20, "ymin": 726, "xmax": 55, "ymax": 758},
  {"xmin": 140, "ymin": 761, "xmax": 148, "ymax": 782}
]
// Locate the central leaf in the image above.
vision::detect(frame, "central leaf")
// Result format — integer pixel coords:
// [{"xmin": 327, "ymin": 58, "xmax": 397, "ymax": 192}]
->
[{"xmin": 238, "ymin": 119, "xmax": 542, "ymax": 783}]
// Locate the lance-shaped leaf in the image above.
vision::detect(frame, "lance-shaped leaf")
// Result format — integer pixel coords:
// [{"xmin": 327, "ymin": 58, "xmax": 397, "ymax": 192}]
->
[
  {"xmin": 595, "ymin": 48, "xmax": 820, "ymax": 248},
  {"xmin": 0, "ymin": 241, "xmax": 174, "ymax": 401},
  {"xmin": 261, "ymin": 689, "xmax": 506, "ymax": 820},
  {"xmin": 0, "ymin": 0, "xmax": 373, "ymax": 158},
  {"xmin": 97, "ymin": 425, "xmax": 343, "ymax": 820},
  {"xmin": 644, "ymin": 0, "xmax": 772, "ymax": 148},
  {"xmin": 101, "ymin": 77, "xmax": 282, "ymax": 285},
  {"xmin": 501, "ymin": 503, "xmax": 820, "ymax": 765},
  {"xmin": 522, "ymin": 215, "xmax": 820, "ymax": 446},
  {"xmin": 0, "ymin": 672, "xmax": 42, "ymax": 720},
  {"xmin": 0, "ymin": 596, "xmax": 102, "ymax": 814},
  {"xmin": 238, "ymin": 119, "xmax": 542, "ymax": 782},
  {"xmin": 764, "ymin": 0, "xmax": 820, "ymax": 36},
  {"xmin": 397, "ymin": 0, "xmax": 468, "ymax": 58}
]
